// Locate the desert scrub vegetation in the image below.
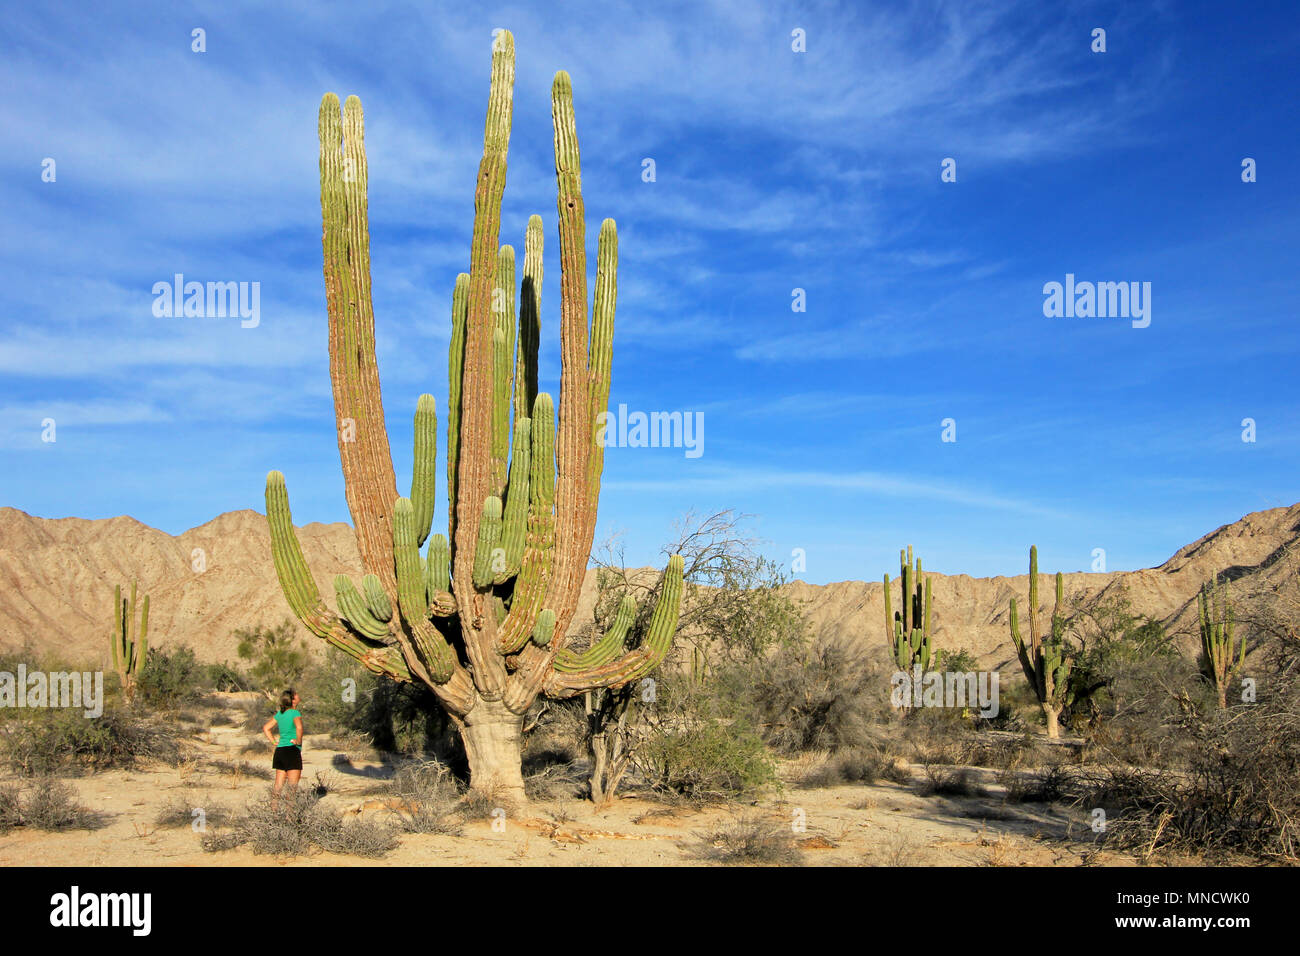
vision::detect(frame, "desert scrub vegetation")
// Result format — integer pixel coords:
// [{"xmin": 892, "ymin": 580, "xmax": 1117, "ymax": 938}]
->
[
  {"xmin": 201, "ymin": 790, "xmax": 400, "ymax": 859},
  {"xmin": 384, "ymin": 759, "xmax": 463, "ymax": 835},
  {"xmin": 0, "ymin": 777, "xmax": 108, "ymax": 832},
  {"xmin": 692, "ymin": 812, "xmax": 803, "ymax": 866},
  {"xmin": 1081, "ymin": 679, "xmax": 1300, "ymax": 863},
  {"xmin": 0, "ymin": 706, "xmax": 179, "ymax": 776}
]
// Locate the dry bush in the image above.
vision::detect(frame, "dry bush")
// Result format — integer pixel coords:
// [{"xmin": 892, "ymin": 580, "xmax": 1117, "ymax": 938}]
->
[
  {"xmin": 155, "ymin": 795, "xmax": 234, "ymax": 829},
  {"xmin": 744, "ymin": 637, "xmax": 887, "ymax": 754},
  {"xmin": 692, "ymin": 813, "xmax": 803, "ymax": 866},
  {"xmin": 1080, "ymin": 683, "xmax": 1300, "ymax": 862},
  {"xmin": 201, "ymin": 790, "xmax": 399, "ymax": 859},
  {"xmin": 386, "ymin": 759, "xmax": 462, "ymax": 835},
  {"xmin": 1, "ymin": 707, "xmax": 179, "ymax": 777},
  {"xmin": 6, "ymin": 777, "xmax": 109, "ymax": 831},
  {"xmin": 916, "ymin": 766, "xmax": 988, "ymax": 799},
  {"xmin": 796, "ymin": 747, "xmax": 884, "ymax": 789},
  {"xmin": 1003, "ymin": 763, "xmax": 1075, "ymax": 804},
  {"xmin": 0, "ymin": 784, "xmax": 20, "ymax": 834}
]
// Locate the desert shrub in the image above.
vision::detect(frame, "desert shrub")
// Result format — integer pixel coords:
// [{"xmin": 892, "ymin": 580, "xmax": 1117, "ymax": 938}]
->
[
  {"xmin": 693, "ymin": 813, "xmax": 803, "ymax": 865},
  {"xmin": 797, "ymin": 747, "xmax": 883, "ymax": 788},
  {"xmin": 137, "ymin": 644, "xmax": 204, "ymax": 709},
  {"xmin": 386, "ymin": 759, "xmax": 463, "ymax": 835},
  {"xmin": 1080, "ymin": 681, "xmax": 1300, "ymax": 862},
  {"xmin": 741, "ymin": 636, "xmax": 885, "ymax": 754},
  {"xmin": 13, "ymin": 777, "xmax": 108, "ymax": 831},
  {"xmin": 201, "ymin": 790, "xmax": 400, "ymax": 859},
  {"xmin": 942, "ymin": 648, "xmax": 981, "ymax": 673},
  {"xmin": 0, "ymin": 784, "xmax": 21, "ymax": 834},
  {"xmin": 637, "ymin": 715, "xmax": 776, "ymax": 801},
  {"xmin": 916, "ymin": 766, "xmax": 988, "ymax": 799},
  {"xmin": 0, "ymin": 706, "xmax": 179, "ymax": 776},
  {"xmin": 1003, "ymin": 764, "xmax": 1075, "ymax": 804},
  {"xmin": 235, "ymin": 620, "xmax": 311, "ymax": 697},
  {"xmin": 205, "ymin": 661, "xmax": 251, "ymax": 692},
  {"xmin": 155, "ymin": 795, "xmax": 234, "ymax": 829}
]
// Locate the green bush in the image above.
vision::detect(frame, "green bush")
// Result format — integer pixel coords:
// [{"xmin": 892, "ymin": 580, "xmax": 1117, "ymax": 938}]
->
[
  {"xmin": 137, "ymin": 644, "xmax": 203, "ymax": 709},
  {"xmin": 235, "ymin": 620, "xmax": 311, "ymax": 694},
  {"xmin": 205, "ymin": 661, "xmax": 251, "ymax": 692},
  {"xmin": 638, "ymin": 715, "xmax": 776, "ymax": 800}
]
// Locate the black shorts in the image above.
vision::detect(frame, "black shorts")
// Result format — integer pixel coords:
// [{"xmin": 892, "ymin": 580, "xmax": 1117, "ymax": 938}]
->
[{"xmin": 272, "ymin": 746, "xmax": 302, "ymax": 772}]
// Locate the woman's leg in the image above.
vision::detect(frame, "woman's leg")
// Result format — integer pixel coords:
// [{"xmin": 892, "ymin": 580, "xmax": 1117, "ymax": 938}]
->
[
  {"xmin": 286, "ymin": 769, "xmax": 301, "ymax": 794},
  {"xmin": 273, "ymin": 768, "xmax": 286, "ymax": 808}
]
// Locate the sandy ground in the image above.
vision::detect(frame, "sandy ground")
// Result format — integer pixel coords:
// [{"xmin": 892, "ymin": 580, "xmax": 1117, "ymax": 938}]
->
[{"xmin": 0, "ymin": 703, "xmax": 1143, "ymax": 867}]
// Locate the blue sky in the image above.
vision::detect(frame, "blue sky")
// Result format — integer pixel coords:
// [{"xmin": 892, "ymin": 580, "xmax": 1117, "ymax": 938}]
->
[{"xmin": 2, "ymin": 0, "xmax": 1297, "ymax": 584}]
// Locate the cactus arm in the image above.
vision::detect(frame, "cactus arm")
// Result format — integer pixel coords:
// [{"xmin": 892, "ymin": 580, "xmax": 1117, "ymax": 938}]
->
[
  {"xmin": 515, "ymin": 214, "xmax": 542, "ymax": 424},
  {"xmin": 447, "ymin": 273, "xmax": 469, "ymax": 548},
  {"xmin": 110, "ymin": 584, "xmax": 122, "ymax": 673},
  {"xmin": 265, "ymin": 471, "xmax": 415, "ymax": 683},
  {"xmin": 334, "ymin": 575, "xmax": 392, "ymax": 642},
  {"xmin": 555, "ymin": 594, "xmax": 637, "ymax": 672},
  {"xmin": 543, "ymin": 555, "xmax": 683, "ymax": 697},
  {"xmin": 136, "ymin": 593, "xmax": 149, "ymax": 675},
  {"xmin": 496, "ymin": 392, "xmax": 556, "ymax": 654},
  {"xmin": 538, "ymin": 69, "xmax": 594, "ymax": 648},
  {"xmin": 318, "ymin": 93, "xmax": 401, "ymax": 602},
  {"xmin": 452, "ymin": 29, "xmax": 514, "ymax": 606},
  {"xmin": 491, "ymin": 246, "xmax": 516, "ymax": 497},
  {"xmin": 411, "ymin": 394, "xmax": 438, "ymax": 547},
  {"xmin": 361, "ymin": 573, "xmax": 393, "ymax": 622},
  {"xmin": 496, "ymin": 417, "xmax": 531, "ymax": 582},
  {"xmin": 448, "ymin": 32, "xmax": 516, "ymax": 701},
  {"xmin": 472, "ymin": 496, "xmax": 504, "ymax": 588}
]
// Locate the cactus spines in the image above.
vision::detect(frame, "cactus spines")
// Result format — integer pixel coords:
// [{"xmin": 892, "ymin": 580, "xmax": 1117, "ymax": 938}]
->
[
  {"xmin": 884, "ymin": 546, "xmax": 940, "ymax": 678},
  {"xmin": 111, "ymin": 581, "xmax": 149, "ymax": 704},
  {"xmin": 1008, "ymin": 547, "xmax": 1073, "ymax": 737},
  {"xmin": 265, "ymin": 34, "xmax": 683, "ymax": 800},
  {"xmin": 1198, "ymin": 575, "xmax": 1244, "ymax": 709}
]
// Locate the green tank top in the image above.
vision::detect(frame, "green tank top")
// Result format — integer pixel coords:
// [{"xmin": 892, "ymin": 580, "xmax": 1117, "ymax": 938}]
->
[{"xmin": 275, "ymin": 709, "xmax": 301, "ymax": 748}]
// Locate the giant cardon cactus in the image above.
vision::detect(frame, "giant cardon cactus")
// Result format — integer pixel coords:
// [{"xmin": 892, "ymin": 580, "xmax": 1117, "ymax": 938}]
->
[
  {"xmin": 264, "ymin": 32, "xmax": 683, "ymax": 801},
  {"xmin": 884, "ymin": 546, "xmax": 940, "ymax": 676},
  {"xmin": 1198, "ymin": 575, "xmax": 1244, "ymax": 709},
  {"xmin": 1008, "ymin": 546, "xmax": 1073, "ymax": 738},
  {"xmin": 110, "ymin": 581, "xmax": 149, "ymax": 705}
]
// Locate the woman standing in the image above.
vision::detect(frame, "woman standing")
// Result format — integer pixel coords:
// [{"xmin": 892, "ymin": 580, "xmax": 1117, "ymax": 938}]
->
[{"xmin": 263, "ymin": 689, "xmax": 303, "ymax": 806}]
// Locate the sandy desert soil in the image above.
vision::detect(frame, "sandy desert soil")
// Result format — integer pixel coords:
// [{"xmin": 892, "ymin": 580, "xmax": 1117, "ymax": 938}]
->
[{"xmin": 0, "ymin": 699, "xmax": 1150, "ymax": 868}]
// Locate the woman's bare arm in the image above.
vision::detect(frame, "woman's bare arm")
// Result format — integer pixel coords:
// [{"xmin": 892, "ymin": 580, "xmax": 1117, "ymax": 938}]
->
[
  {"xmin": 293, "ymin": 716, "xmax": 303, "ymax": 747},
  {"xmin": 262, "ymin": 718, "xmax": 278, "ymax": 745}
]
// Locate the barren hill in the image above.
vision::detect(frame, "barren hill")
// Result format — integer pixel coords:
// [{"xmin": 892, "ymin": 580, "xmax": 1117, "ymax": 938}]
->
[{"xmin": 1, "ymin": 503, "xmax": 1297, "ymax": 670}]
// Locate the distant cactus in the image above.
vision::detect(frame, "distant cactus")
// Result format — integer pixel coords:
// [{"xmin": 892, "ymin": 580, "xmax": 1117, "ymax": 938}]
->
[
  {"xmin": 263, "ymin": 33, "xmax": 684, "ymax": 802},
  {"xmin": 884, "ymin": 546, "xmax": 941, "ymax": 676},
  {"xmin": 110, "ymin": 581, "xmax": 149, "ymax": 704},
  {"xmin": 1008, "ymin": 546, "xmax": 1073, "ymax": 738},
  {"xmin": 1198, "ymin": 575, "xmax": 1244, "ymax": 709}
]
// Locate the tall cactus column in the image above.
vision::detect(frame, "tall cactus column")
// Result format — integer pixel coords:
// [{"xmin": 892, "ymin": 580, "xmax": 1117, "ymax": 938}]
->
[
  {"xmin": 883, "ymin": 545, "xmax": 940, "ymax": 678},
  {"xmin": 264, "ymin": 31, "xmax": 685, "ymax": 803},
  {"xmin": 110, "ymin": 582, "xmax": 149, "ymax": 705},
  {"xmin": 1198, "ymin": 575, "xmax": 1244, "ymax": 709},
  {"xmin": 1008, "ymin": 546, "xmax": 1073, "ymax": 738}
]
